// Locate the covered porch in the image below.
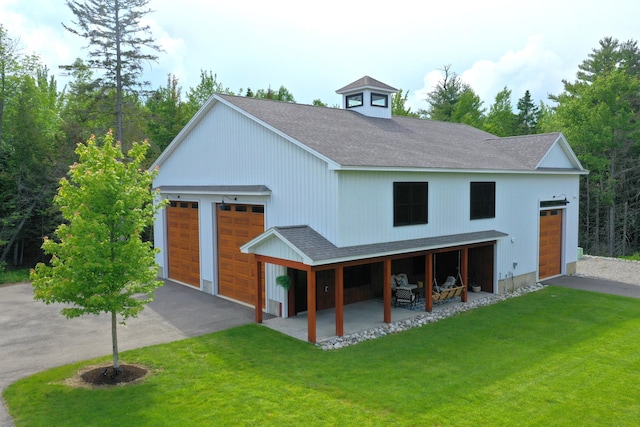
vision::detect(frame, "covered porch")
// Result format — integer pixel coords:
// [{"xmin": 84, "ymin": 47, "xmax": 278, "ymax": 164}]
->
[
  {"xmin": 262, "ymin": 290, "xmax": 492, "ymax": 342},
  {"xmin": 241, "ymin": 226, "xmax": 507, "ymax": 343}
]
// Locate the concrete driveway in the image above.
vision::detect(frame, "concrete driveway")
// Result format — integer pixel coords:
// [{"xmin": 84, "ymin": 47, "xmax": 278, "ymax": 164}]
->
[
  {"xmin": 542, "ymin": 275, "xmax": 640, "ymax": 299},
  {"xmin": 0, "ymin": 280, "xmax": 256, "ymax": 427}
]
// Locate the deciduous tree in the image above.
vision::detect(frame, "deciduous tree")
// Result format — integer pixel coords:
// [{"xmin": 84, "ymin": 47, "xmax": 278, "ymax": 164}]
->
[
  {"xmin": 483, "ymin": 86, "xmax": 517, "ymax": 137},
  {"xmin": 552, "ymin": 37, "xmax": 640, "ymax": 256},
  {"xmin": 31, "ymin": 131, "xmax": 166, "ymax": 371},
  {"xmin": 391, "ymin": 89, "xmax": 419, "ymax": 117}
]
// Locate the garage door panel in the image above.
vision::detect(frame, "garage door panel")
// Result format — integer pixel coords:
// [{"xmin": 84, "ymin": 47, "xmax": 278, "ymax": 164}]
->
[
  {"xmin": 167, "ymin": 201, "xmax": 200, "ymax": 288},
  {"xmin": 539, "ymin": 209, "xmax": 562, "ymax": 279},
  {"xmin": 217, "ymin": 204, "xmax": 264, "ymax": 306}
]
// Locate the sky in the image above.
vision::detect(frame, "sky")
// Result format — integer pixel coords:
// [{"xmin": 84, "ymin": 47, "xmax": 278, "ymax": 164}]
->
[{"xmin": 2, "ymin": 0, "xmax": 640, "ymax": 112}]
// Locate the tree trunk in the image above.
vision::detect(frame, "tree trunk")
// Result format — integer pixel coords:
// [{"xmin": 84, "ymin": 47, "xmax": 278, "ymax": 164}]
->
[
  {"xmin": 608, "ymin": 204, "xmax": 615, "ymax": 257},
  {"xmin": 111, "ymin": 310, "xmax": 120, "ymax": 370},
  {"xmin": 0, "ymin": 198, "xmax": 38, "ymax": 263},
  {"xmin": 622, "ymin": 201, "xmax": 628, "ymax": 256}
]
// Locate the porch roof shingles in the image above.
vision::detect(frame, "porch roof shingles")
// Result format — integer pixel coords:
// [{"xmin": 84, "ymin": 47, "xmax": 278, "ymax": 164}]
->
[
  {"xmin": 217, "ymin": 94, "xmax": 570, "ymax": 172},
  {"xmin": 273, "ymin": 225, "xmax": 507, "ymax": 265}
]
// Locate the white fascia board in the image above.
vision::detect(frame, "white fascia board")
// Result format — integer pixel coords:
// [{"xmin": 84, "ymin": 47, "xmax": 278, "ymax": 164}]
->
[
  {"xmin": 215, "ymin": 97, "xmax": 342, "ymax": 171},
  {"xmin": 158, "ymin": 188, "xmax": 271, "ymax": 197},
  {"xmin": 333, "ymin": 165, "xmax": 587, "ymax": 175},
  {"xmin": 536, "ymin": 133, "xmax": 586, "ymax": 172},
  {"xmin": 240, "ymin": 229, "xmax": 314, "ymax": 265},
  {"xmin": 307, "ymin": 235, "xmax": 509, "ymax": 267}
]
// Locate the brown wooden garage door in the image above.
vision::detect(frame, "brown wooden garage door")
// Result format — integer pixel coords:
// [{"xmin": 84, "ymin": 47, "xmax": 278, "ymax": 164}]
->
[
  {"xmin": 167, "ymin": 201, "xmax": 200, "ymax": 287},
  {"xmin": 217, "ymin": 204, "xmax": 264, "ymax": 305},
  {"xmin": 539, "ymin": 209, "xmax": 562, "ymax": 279}
]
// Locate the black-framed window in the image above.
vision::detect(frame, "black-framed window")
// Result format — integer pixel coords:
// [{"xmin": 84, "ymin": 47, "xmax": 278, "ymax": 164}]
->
[
  {"xmin": 371, "ymin": 93, "xmax": 388, "ymax": 108},
  {"xmin": 394, "ymin": 182, "xmax": 428, "ymax": 226},
  {"xmin": 346, "ymin": 93, "xmax": 363, "ymax": 108},
  {"xmin": 470, "ymin": 182, "xmax": 495, "ymax": 220}
]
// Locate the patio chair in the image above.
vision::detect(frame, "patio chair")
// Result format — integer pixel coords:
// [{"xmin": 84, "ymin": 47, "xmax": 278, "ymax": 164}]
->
[{"xmin": 394, "ymin": 286, "xmax": 417, "ymax": 308}]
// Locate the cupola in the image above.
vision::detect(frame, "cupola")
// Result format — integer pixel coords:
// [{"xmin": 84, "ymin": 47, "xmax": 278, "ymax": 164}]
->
[{"xmin": 335, "ymin": 76, "xmax": 397, "ymax": 119}]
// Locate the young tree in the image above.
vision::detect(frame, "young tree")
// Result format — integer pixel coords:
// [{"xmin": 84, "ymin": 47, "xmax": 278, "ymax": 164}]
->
[
  {"xmin": 31, "ymin": 131, "xmax": 166, "ymax": 372},
  {"xmin": 391, "ymin": 88, "xmax": 419, "ymax": 117},
  {"xmin": 483, "ymin": 86, "xmax": 517, "ymax": 136},
  {"xmin": 451, "ymin": 87, "xmax": 485, "ymax": 128},
  {"xmin": 185, "ymin": 70, "xmax": 233, "ymax": 119},
  {"xmin": 0, "ymin": 24, "xmax": 21, "ymax": 144},
  {"xmin": 62, "ymin": 0, "xmax": 162, "ymax": 144},
  {"xmin": 146, "ymin": 74, "xmax": 189, "ymax": 153},
  {"xmin": 251, "ymin": 85, "xmax": 296, "ymax": 102}
]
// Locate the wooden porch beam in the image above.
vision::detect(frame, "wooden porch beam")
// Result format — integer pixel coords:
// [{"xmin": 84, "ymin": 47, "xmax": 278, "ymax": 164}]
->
[
  {"xmin": 461, "ymin": 247, "xmax": 469, "ymax": 303},
  {"xmin": 255, "ymin": 254, "xmax": 310, "ymax": 272},
  {"xmin": 426, "ymin": 252, "xmax": 433, "ymax": 312},
  {"xmin": 307, "ymin": 270, "xmax": 317, "ymax": 343},
  {"xmin": 335, "ymin": 266, "xmax": 344, "ymax": 336},
  {"xmin": 255, "ymin": 257, "xmax": 263, "ymax": 323},
  {"xmin": 383, "ymin": 259, "xmax": 391, "ymax": 323}
]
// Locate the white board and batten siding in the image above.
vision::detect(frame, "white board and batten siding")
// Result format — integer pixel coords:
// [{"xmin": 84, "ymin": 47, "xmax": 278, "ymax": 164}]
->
[
  {"xmin": 538, "ymin": 140, "xmax": 576, "ymax": 169},
  {"xmin": 336, "ymin": 170, "xmax": 580, "ymax": 283},
  {"xmin": 154, "ymin": 100, "xmax": 340, "ymax": 303}
]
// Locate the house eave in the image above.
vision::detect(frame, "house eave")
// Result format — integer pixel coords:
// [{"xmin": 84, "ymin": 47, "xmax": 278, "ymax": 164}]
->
[
  {"xmin": 331, "ymin": 165, "xmax": 588, "ymax": 175},
  {"xmin": 156, "ymin": 185, "xmax": 272, "ymax": 196}
]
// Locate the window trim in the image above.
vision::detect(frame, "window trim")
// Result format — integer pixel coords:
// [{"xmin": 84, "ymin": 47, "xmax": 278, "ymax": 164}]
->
[
  {"xmin": 470, "ymin": 181, "xmax": 496, "ymax": 220},
  {"xmin": 345, "ymin": 92, "xmax": 363, "ymax": 108},
  {"xmin": 393, "ymin": 182, "xmax": 429, "ymax": 227},
  {"xmin": 371, "ymin": 92, "xmax": 388, "ymax": 108}
]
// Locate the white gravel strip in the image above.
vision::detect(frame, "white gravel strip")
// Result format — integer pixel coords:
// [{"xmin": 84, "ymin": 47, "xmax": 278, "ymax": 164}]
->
[{"xmin": 577, "ymin": 255, "xmax": 640, "ymax": 286}]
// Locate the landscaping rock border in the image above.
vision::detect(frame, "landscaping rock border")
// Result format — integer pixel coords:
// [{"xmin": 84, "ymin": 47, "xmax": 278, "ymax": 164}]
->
[{"xmin": 318, "ymin": 283, "xmax": 546, "ymax": 350}]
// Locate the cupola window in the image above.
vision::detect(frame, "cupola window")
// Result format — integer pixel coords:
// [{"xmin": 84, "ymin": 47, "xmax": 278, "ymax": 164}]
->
[
  {"xmin": 346, "ymin": 93, "xmax": 363, "ymax": 108},
  {"xmin": 371, "ymin": 93, "xmax": 388, "ymax": 108}
]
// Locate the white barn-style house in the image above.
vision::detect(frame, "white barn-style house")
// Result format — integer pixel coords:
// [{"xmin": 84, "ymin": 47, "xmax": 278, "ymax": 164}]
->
[{"xmin": 151, "ymin": 76, "xmax": 587, "ymax": 342}]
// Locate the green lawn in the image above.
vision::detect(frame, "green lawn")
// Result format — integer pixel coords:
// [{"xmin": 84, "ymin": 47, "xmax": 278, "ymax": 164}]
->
[{"xmin": 5, "ymin": 286, "xmax": 640, "ymax": 426}]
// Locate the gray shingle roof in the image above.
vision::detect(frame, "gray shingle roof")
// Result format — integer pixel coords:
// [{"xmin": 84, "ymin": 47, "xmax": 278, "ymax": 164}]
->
[
  {"xmin": 272, "ymin": 225, "xmax": 507, "ymax": 265},
  {"xmin": 335, "ymin": 76, "xmax": 398, "ymax": 94},
  {"xmin": 217, "ymin": 94, "xmax": 570, "ymax": 171}
]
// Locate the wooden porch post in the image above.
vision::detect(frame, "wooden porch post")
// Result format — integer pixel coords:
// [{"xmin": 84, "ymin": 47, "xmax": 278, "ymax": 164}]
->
[
  {"xmin": 461, "ymin": 248, "xmax": 469, "ymax": 303},
  {"xmin": 383, "ymin": 259, "xmax": 391, "ymax": 323},
  {"xmin": 426, "ymin": 252, "xmax": 433, "ymax": 312},
  {"xmin": 307, "ymin": 270, "xmax": 317, "ymax": 343},
  {"xmin": 335, "ymin": 266, "xmax": 344, "ymax": 336},
  {"xmin": 255, "ymin": 258, "xmax": 263, "ymax": 323}
]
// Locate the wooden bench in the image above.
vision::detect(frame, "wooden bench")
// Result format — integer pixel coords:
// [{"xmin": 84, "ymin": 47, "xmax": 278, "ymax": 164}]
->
[{"xmin": 432, "ymin": 285, "xmax": 465, "ymax": 302}]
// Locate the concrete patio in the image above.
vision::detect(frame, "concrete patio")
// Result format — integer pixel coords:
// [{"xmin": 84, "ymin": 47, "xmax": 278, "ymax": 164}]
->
[{"xmin": 263, "ymin": 290, "xmax": 491, "ymax": 343}]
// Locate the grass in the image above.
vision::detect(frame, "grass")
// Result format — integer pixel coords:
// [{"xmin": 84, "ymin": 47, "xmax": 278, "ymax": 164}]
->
[
  {"xmin": 0, "ymin": 266, "xmax": 31, "ymax": 284},
  {"xmin": 620, "ymin": 253, "xmax": 640, "ymax": 261},
  {"xmin": 5, "ymin": 286, "xmax": 640, "ymax": 426}
]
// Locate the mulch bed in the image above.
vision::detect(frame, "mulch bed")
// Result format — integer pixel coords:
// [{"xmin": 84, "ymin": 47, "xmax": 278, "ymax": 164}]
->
[{"xmin": 80, "ymin": 364, "xmax": 148, "ymax": 386}]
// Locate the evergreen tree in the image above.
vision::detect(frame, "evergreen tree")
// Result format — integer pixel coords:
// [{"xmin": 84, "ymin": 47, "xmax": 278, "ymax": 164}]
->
[
  {"xmin": 62, "ymin": 0, "xmax": 162, "ymax": 145},
  {"xmin": 552, "ymin": 37, "xmax": 640, "ymax": 256},
  {"xmin": 516, "ymin": 90, "xmax": 539, "ymax": 134},
  {"xmin": 146, "ymin": 74, "xmax": 189, "ymax": 153},
  {"xmin": 422, "ymin": 65, "xmax": 468, "ymax": 121}
]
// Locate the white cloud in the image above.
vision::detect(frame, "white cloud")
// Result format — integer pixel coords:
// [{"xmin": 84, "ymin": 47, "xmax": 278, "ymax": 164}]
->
[{"xmin": 409, "ymin": 35, "xmax": 568, "ymax": 113}]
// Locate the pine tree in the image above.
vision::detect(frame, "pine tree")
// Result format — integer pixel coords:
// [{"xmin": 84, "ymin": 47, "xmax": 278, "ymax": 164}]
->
[
  {"xmin": 62, "ymin": 0, "xmax": 162, "ymax": 145},
  {"xmin": 516, "ymin": 90, "xmax": 539, "ymax": 134}
]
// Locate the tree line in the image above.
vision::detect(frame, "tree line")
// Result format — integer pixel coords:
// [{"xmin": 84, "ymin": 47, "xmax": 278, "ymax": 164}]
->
[{"xmin": 1, "ymin": 1, "xmax": 639, "ymax": 269}]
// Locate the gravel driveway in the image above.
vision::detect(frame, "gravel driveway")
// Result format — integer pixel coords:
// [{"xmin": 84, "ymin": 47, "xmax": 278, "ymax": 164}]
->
[{"xmin": 576, "ymin": 255, "xmax": 640, "ymax": 286}]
